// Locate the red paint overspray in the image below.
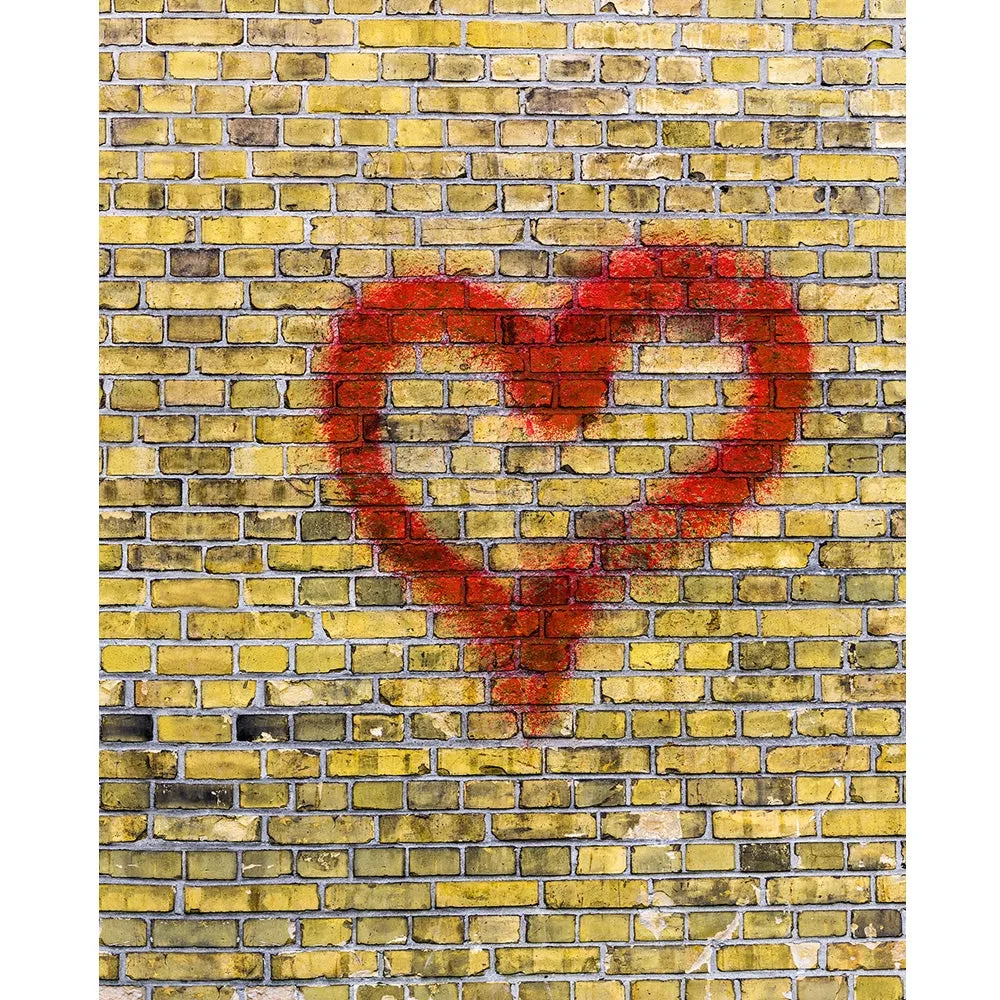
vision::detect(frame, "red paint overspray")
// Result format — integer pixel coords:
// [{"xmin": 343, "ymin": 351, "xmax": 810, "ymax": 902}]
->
[{"xmin": 316, "ymin": 247, "xmax": 814, "ymax": 728}]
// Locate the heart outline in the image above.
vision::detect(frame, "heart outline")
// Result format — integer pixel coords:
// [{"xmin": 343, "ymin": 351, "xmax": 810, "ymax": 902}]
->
[{"xmin": 314, "ymin": 247, "xmax": 814, "ymax": 721}]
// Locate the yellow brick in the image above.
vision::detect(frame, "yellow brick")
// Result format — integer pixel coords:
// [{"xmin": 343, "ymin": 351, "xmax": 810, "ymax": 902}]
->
[
  {"xmin": 100, "ymin": 884, "xmax": 175, "ymax": 913},
  {"xmin": 247, "ymin": 17, "xmax": 352, "ymax": 47},
  {"xmin": 146, "ymin": 19, "xmax": 244, "ymax": 46},
  {"xmin": 198, "ymin": 150, "xmax": 247, "ymax": 178},
  {"xmin": 145, "ymin": 282, "xmax": 244, "ymax": 309},
  {"xmin": 203, "ymin": 216, "xmax": 303, "ymax": 244},
  {"xmin": 166, "ymin": 51, "xmax": 220, "ymax": 81},
  {"xmin": 878, "ymin": 57, "xmax": 906, "ymax": 85},
  {"xmin": 713, "ymin": 810, "xmax": 817, "ymax": 839},
  {"xmin": 100, "ymin": 216, "xmax": 193, "ymax": 245},
  {"xmin": 308, "ymin": 85, "xmax": 410, "ymax": 114},
  {"xmin": 799, "ymin": 155, "xmax": 900, "ymax": 182},
  {"xmin": 658, "ymin": 746, "xmax": 760, "ymax": 774},
  {"xmin": 749, "ymin": 220, "xmax": 849, "ymax": 247},
  {"xmin": 855, "ymin": 220, "xmax": 907, "ymax": 247},
  {"xmin": 768, "ymin": 56, "xmax": 817, "ymax": 84},
  {"xmin": 157, "ymin": 715, "xmax": 231, "ymax": 743},
  {"xmin": 468, "ymin": 21, "xmax": 567, "ymax": 48},
  {"xmin": 125, "ymin": 952, "xmax": 264, "ymax": 980},
  {"xmin": 718, "ymin": 943, "xmax": 819, "ymax": 971},
  {"xmin": 576, "ymin": 22, "xmax": 676, "ymax": 49},
  {"xmin": 794, "ymin": 24, "xmax": 893, "ymax": 51},
  {"xmin": 222, "ymin": 50, "xmax": 271, "ymax": 80},
  {"xmin": 151, "ymin": 579, "xmax": 240, "ymax": 609},
  {"xmin": 252, "ymin": 151, "xmax": 357, "ymax": 177},
  {"xmin": 312, "ymin": 216, "xmax": 415, "ymax": 245},
  {"xmin": 712, "ymin": 57, "xmax": 760, "ymax": 83},
  {"xmin": 322, "ymin": 611, "xmax": 427, "ymax": 640},
  {"xmin": 358, "ymin": 19, "xmax": 461, "ymax": 47},
  {"xmin": 637, "ymin": 88, "xmax": 739, "ymax": 115},
  {"xmin": 822, "ymin": 809, "xmax": 906, "ymax": 837},
  {"xmin": 682, "ymin": 23, "xmax": 784, "ymax": 51}
]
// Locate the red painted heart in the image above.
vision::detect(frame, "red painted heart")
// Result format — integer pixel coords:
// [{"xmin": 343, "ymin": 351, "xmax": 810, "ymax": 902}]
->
[{"xmin": 315, "ymin": 247, "xmax": 814, "ymax": 720}]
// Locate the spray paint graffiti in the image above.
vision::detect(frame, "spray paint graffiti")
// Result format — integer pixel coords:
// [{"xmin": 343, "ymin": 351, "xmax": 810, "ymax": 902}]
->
[{"xmin": 317, "ymin": 247, "xmax": 814, "ymax": 723}]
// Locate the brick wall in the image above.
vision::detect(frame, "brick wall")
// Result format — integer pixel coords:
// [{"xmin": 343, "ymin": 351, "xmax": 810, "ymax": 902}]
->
[{"xmin": 98, "ymin": 1, "xmax": 906, "ymax": 997}]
